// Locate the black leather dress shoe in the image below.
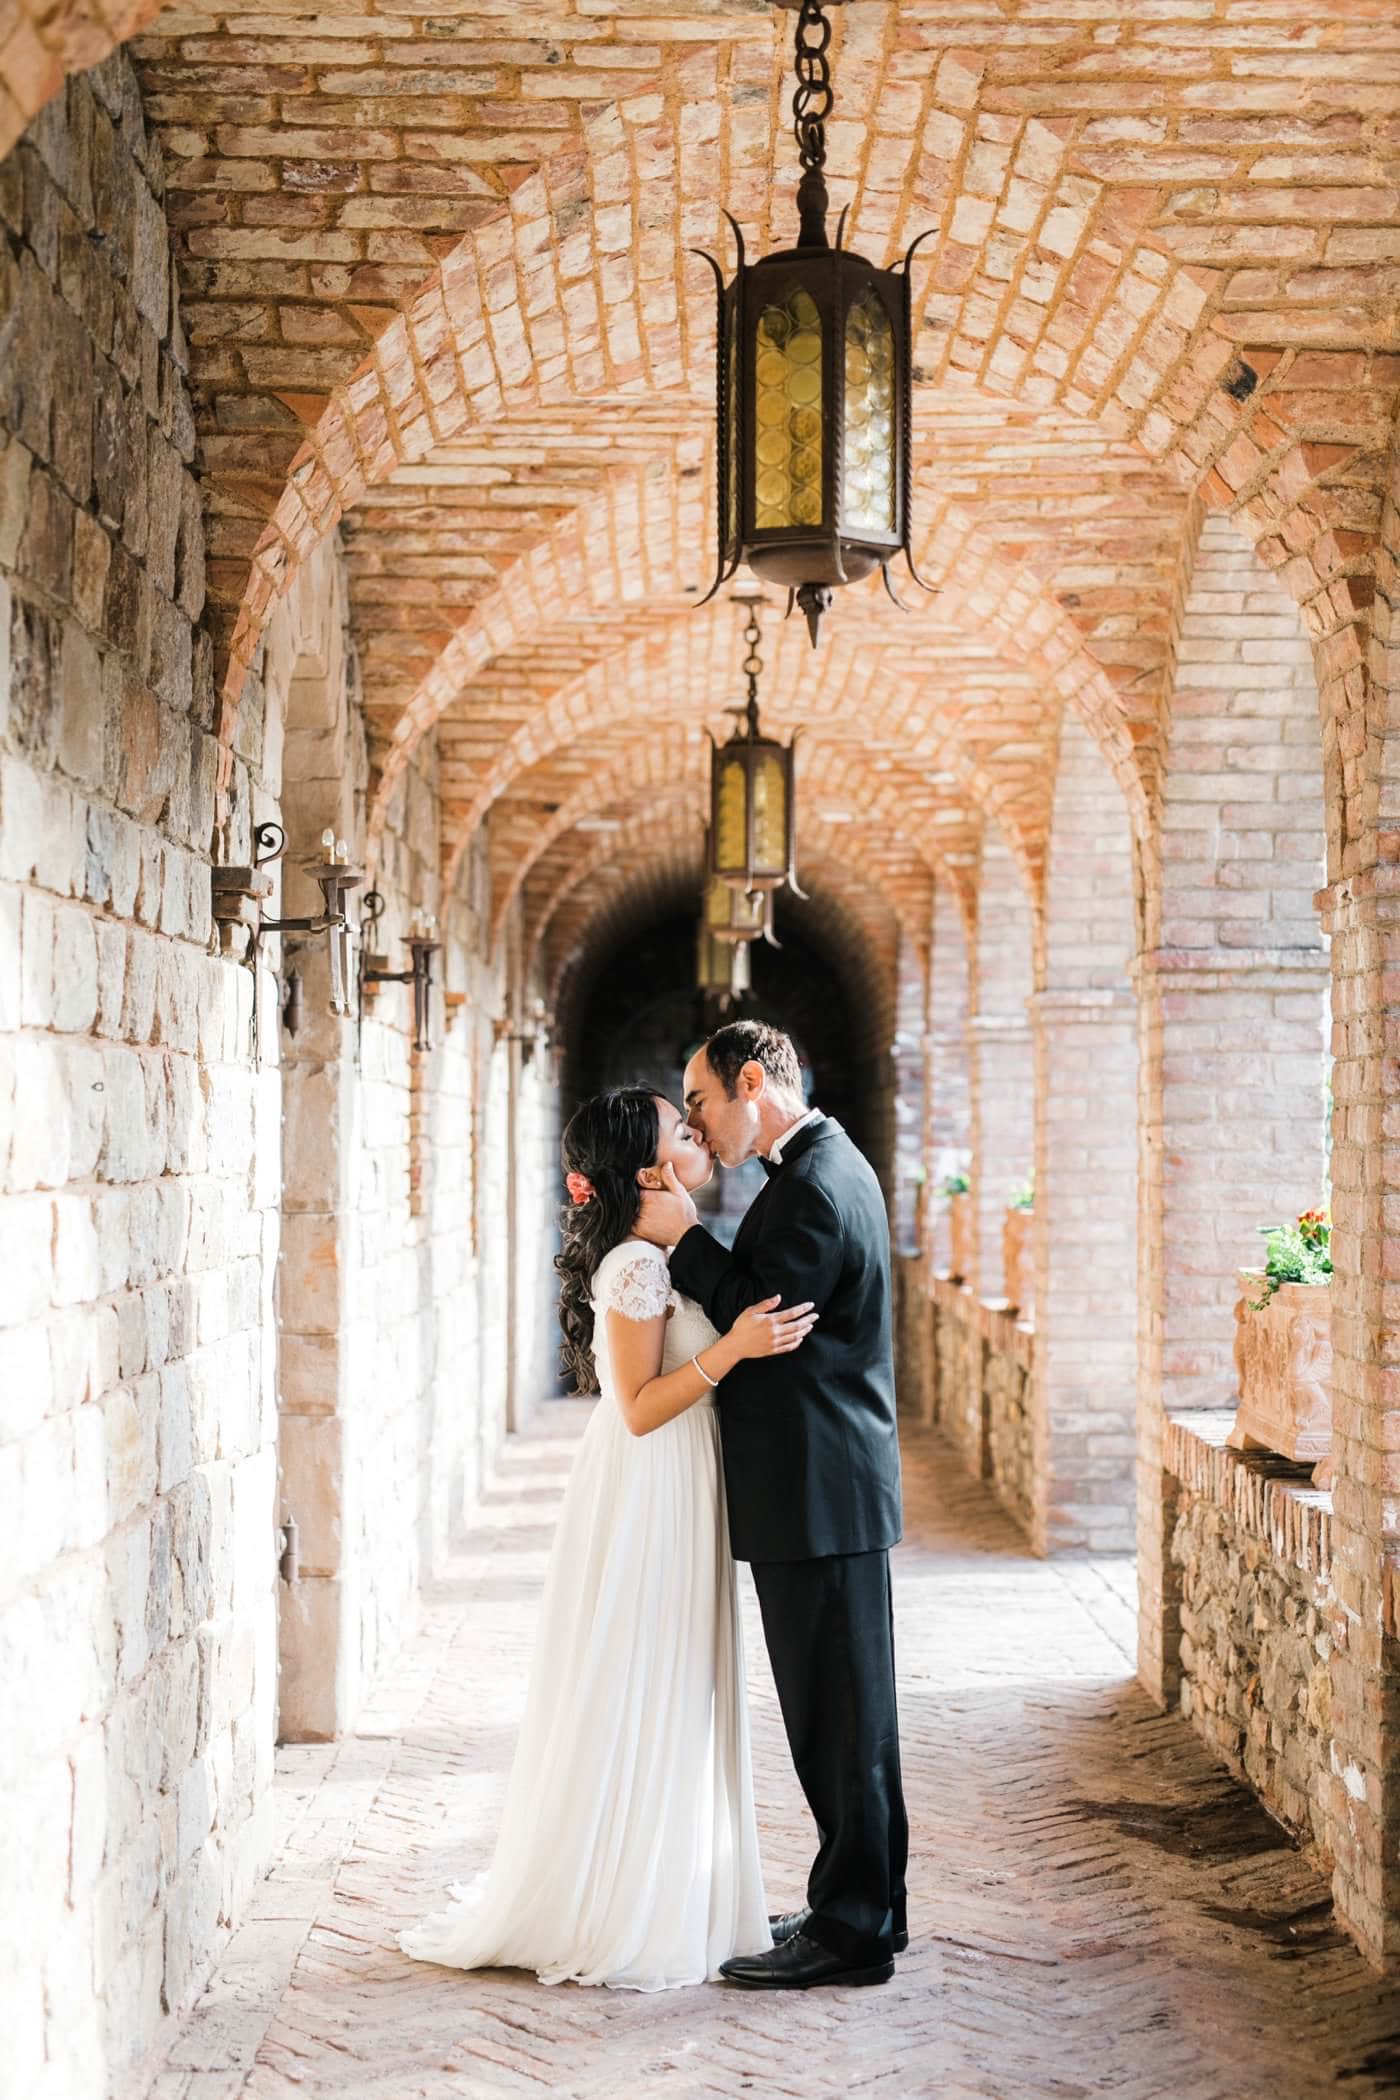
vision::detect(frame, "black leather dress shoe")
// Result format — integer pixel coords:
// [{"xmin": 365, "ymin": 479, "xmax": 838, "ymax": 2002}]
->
[
  {"xmin": 768, "ymin": 1908, "xmax": 908, "ymax": 1955},
  {"xmin": 721, "ymin": 1932, "xmax": 894, "ymax": 1990}
]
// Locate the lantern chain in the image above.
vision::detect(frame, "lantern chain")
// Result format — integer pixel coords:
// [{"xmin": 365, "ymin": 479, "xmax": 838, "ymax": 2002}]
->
[
  {"xmin": 742, "ymin": 603, "xmax": 763, "ymax": 717},
  {"xmin": 791, "ymin": 0, "xmax": 832, "ymax": 176}
]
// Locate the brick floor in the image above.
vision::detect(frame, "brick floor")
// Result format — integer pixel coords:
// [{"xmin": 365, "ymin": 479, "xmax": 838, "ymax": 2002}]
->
[{"xmin": 143, "ymin": 1407, "xmax": 1400, "ymax": 2100}]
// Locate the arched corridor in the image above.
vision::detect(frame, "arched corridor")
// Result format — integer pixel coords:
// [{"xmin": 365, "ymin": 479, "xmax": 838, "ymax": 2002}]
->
[
  {"xmin": 154, "ymin": 1409, "xmax": 1400, "ymax": 2099},
  {"xmin": 5, "ymin": 4, "xmax": 1400, "ymax": 2093}
]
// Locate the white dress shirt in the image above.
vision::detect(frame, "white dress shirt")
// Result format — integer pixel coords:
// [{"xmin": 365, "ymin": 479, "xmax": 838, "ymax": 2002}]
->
[{"xmin": 767, "ymin": 1106, "xmax": 822, "ymax": 1166}]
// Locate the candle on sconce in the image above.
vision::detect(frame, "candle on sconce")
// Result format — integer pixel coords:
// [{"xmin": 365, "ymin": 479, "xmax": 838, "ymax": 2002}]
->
[
  {"xmin": 320, "ymin": 827, "xmax": 336, "ymax": 862},
  {"xmin": 335, "ymin": 838, "xmax": 348, "ymax": 866}
]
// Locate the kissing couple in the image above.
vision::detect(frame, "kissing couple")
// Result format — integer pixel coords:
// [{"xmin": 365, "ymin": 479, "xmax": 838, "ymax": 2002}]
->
[{"xmin": 400, "ymin": 1018, "xmax": 908, "ymax": 1992}]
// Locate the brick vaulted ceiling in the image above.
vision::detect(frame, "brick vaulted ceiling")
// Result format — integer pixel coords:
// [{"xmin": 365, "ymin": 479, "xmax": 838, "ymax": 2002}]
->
[{"xmin": 73, "ymin": 0, "xmax": 1400, "ymax": 937}]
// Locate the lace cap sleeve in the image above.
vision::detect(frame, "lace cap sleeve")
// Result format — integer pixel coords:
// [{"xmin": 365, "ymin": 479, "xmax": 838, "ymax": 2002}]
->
[{"xmin": 595, "ymin": 1243, "xmax": 674, "ymax": 1323}]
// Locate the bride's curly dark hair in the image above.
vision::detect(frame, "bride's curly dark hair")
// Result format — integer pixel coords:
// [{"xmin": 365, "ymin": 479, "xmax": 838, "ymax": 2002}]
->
[{"xmin": 556, "ymin": 1087, "xmax": 662, "ymax": 1395}]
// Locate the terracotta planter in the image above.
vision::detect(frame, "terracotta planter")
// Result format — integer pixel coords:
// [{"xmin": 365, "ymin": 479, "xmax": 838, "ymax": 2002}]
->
[
  {"xmin": 1003, "ymin": 1206, "xmax": 1033, "ymax": 1321},
  {"xmin": 948, "ymin": 1192, "xmax": 972, "ymax": 1285},
  {"xmin": 1227, "ymin": 1273, "xmax": 1332, "ymax": 1488}
]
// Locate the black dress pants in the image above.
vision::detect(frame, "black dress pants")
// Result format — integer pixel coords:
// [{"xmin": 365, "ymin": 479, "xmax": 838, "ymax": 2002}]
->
[{"xmin": 750, "ymin": 1548, "xmax": 908, "ymax": 1963}]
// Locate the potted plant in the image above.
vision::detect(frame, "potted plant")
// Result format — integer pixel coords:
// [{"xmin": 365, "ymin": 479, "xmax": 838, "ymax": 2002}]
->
[
  {"xmin": 1227, "ymin": 1209, "xmax": 1333, "ymax": 1484},
  {"xmin": 942, "ymin": 1172, "xmax": 972, "ymax": 1285},
  {"xmin": 1003, "ymin": 1173, "xmax": 1034, "ymax": 1320}
]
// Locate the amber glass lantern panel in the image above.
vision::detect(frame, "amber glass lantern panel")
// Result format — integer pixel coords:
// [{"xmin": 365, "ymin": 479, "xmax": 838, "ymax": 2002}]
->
[
  {"xmin": 749, "ymin": 748, "xmax": 789, "ymax": 875},
  {"xmin": 696, "ymin": 918, "xmax": 725, "ymax": 992},
  {"xmin": 706, "ymin": 871, "xmax": 765, "ymax": 942},
  {"xmin": 714, "ymin": 747, "xmax": 751, "ymax": 877},
  {"xmin": 697, "ymin": 919, "xmax": 751, "ymax": 997},
  {"xmin": 842, "ymin": 289, "xmax": 896, "ymax": 537},
  {"xmin": 752, "ymin": 286, "xmax": 824, "ymax": 534}
]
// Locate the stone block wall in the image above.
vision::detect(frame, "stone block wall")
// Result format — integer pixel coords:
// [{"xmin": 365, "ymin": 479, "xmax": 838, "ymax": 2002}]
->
[
  {"xmin": 1166, "ymin": 1416, "xmax": 1333, "ymax": 1862},
  {"xmin": 0, "ymin": 59, "xmax": 273, "ymax": 2095},
  {"xmin": 0, "ymin": 60, "xmax": 565, "ymax": 2090},
  {"xmin": 929, "ymin": 1280, "xmax": 1036, "ymax": 1539},
  {"xmin": 894, "ymin": 1254, "xmax": 934, "ymax": 1424}
]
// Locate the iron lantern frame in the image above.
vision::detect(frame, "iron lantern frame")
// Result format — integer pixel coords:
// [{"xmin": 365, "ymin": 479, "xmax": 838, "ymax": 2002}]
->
[{"xmin": 693, "ymin": 0, "xmax": 934, "ymax": 645}]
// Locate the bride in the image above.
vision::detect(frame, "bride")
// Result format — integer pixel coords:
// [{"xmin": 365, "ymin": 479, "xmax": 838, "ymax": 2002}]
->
[{"xmin": 398, "ymin": 1085, "xmax": 818, "ymax": 1991}]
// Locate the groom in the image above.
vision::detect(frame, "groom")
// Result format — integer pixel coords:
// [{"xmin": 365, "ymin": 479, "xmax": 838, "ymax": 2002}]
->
[{"xmin": 636, "ymin": 1019, "xmax": 908, "ymax": 1989}]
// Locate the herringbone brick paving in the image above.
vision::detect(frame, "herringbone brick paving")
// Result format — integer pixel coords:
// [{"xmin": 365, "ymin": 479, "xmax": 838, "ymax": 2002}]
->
[{"xmin": 144, "ymin": 1407, "xmax": 1400, "ymax": 2100}]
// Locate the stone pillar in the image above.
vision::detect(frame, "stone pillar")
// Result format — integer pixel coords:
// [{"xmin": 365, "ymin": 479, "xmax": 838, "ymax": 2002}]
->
[
  {"xmin": 926, "ymin": 882, "xmax": 972, "ymax": 1278},
  {"xmin": 1031, "ymin": 986, "xmax": 1138, "ymax": 1554},
  {"xmin": 272, "ymin": 624, "xmax": 363, "ymax": 1742},
  {"xmin": 1318, "ymin": 873, "xmax": 1400, "ymax": 1966},
  {"xmin": 1028, "ymin": 716, "xmax": 1140, "ymax": 1555},
  {"xmin": 968, "ymin": 833, "xmax": 1034, "ymax": 1301},
  {"xmin": 891, "ymin": 930, "xmax": 928, "ymax": 1258}
]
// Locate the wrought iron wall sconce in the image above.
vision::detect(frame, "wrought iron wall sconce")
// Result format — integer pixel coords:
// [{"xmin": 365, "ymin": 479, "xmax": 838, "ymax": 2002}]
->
[
  {"xmin": 360, "ymin": 893, "xmax": 442, "ymax": 1053},
  {"xmin": 211, "ymin": 823, "xmax": 364, "ymax": 1044},
  {"xmin": 493, "ymin": 999, "xmax": 553, "ymax": 1068}
]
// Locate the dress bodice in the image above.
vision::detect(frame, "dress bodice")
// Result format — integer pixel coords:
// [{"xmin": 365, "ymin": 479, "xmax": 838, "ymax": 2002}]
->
[{"xmin": 591, "ymin": 1240, "xmax": 720, "ymax": 1404}]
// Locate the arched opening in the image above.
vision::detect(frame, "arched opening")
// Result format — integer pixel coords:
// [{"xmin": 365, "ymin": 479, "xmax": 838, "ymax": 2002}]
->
[
  {"xmin": 1138, "ymin": 513, "xmax": 1330, "ymax": 1707},
  {"xmin": 554, "ymin": 867, "xmax": 905, "ymax": 1228},
  {"xmin": 12, "ymin": 11, "xmax": 1400, "ymax": 2057}
]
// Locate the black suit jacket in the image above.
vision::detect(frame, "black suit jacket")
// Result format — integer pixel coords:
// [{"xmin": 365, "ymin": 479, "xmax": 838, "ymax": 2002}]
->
[{"xmin": 669, "ymin": 1117, "xmax": 903, "ymax": 1564}]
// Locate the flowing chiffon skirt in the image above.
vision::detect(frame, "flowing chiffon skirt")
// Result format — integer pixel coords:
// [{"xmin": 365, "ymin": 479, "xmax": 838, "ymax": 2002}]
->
[{"xmin": 398, "ymin": 1387, "xmax": 771, "ymax": 1990}]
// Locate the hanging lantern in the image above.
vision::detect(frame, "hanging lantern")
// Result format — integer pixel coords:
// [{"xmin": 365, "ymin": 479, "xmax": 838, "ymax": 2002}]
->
[
  {"xmin": 704, "ymin": 867, "xmax": 771, "ymax": 944},
  {"xmin": 696, "ymin": 911, "xmax": 752, "ymax": 1008},
  {"xmin": 694, "ymin": 0, "xmax": 933, "ymax": 646},
  {"xmin": 708, "ymin": 595, "xmax": 803, "ymax": 900}
]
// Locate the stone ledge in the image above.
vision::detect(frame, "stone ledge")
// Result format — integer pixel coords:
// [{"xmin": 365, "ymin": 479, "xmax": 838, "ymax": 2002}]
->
[
  {"xmin": 931, "ymin": 1272, "xmax": 1036, "ymax": 1371},
  {"xmin": 1164, "ymin": 1410, "xmax": 1332, "ymax": 1583}
]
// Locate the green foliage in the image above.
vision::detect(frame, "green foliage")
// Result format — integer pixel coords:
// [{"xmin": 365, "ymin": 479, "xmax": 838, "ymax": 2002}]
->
[
  {"xmin": 1009, "ymin": 1172, "xmax": 1034, "ymax": 1213},
  {"xmin": 941, "ymin": 1172, "xmax": 969, "ymax": 1197},
  {"xmin": 1249, "ymin": 1208, "xmax": 1331, "ymax": 1309}
]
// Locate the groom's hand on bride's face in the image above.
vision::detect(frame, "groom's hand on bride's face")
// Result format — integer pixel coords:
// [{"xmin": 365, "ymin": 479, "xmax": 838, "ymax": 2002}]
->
[{"xmin": 635, "ymin": 1162, "xmax": 698, "ymax": 1246}]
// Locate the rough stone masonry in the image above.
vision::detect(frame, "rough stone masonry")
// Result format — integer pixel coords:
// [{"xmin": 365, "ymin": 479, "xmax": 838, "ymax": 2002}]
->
[{"xmin": 4, "ymin": 6, "xmax": 1400, "ymax": 2093}]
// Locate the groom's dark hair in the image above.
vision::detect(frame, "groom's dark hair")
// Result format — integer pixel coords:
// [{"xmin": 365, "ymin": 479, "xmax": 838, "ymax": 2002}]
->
[{"xmin": 704, "ymin": 1019, "xmax": 803, "ymax": 1100}]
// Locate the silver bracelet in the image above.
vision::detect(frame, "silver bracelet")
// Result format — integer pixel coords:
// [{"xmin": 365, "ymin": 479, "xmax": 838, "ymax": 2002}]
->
[{"xmin": 691, "ymin": 1352, "xmax": 720, "ymax": 1389}]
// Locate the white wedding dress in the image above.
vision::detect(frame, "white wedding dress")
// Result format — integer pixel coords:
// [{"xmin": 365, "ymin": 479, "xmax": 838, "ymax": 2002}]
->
[{"xmin": 399, "ymin": 1238, "xmax": 771, "ymax": 1990}]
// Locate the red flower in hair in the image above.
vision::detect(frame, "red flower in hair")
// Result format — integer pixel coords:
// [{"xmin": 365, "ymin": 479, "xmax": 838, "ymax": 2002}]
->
[{"xmin": 565, "ymin": 1170, "xmax": 595, "ymax": 1206}]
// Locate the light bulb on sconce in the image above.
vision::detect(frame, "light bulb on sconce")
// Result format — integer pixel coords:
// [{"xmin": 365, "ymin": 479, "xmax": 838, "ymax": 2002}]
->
[
  {"xmin": 211, "ymin": 822, "xmax": 366, "ymax": 1041},
  {"xmin": 361, "ymin": 897, "xmax": 443, "ymax": 1052}
]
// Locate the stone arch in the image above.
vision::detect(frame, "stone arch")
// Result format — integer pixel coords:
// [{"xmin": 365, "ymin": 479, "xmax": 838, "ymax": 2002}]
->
[
  {"xmin": 397, "ymin": 507, "xmax": 1146, "ymax": 891},
  {"xmin": 532, "ymin": 806, "xmax": 933, "ymax": 1005},
  {"xmin": 503, "ymin": 731, "xmax": 964, "ymax": 966},
  {"xmin": 0, "ymin": 0, "xmax": 163, "ymax": 162},
  {"xmin": 12, "ymin": 8, "xmax": 1397, "ymax": 862},
  {"xmin": 436, "ymin": 607, "xmax": 1062, "ymax": 904}
]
